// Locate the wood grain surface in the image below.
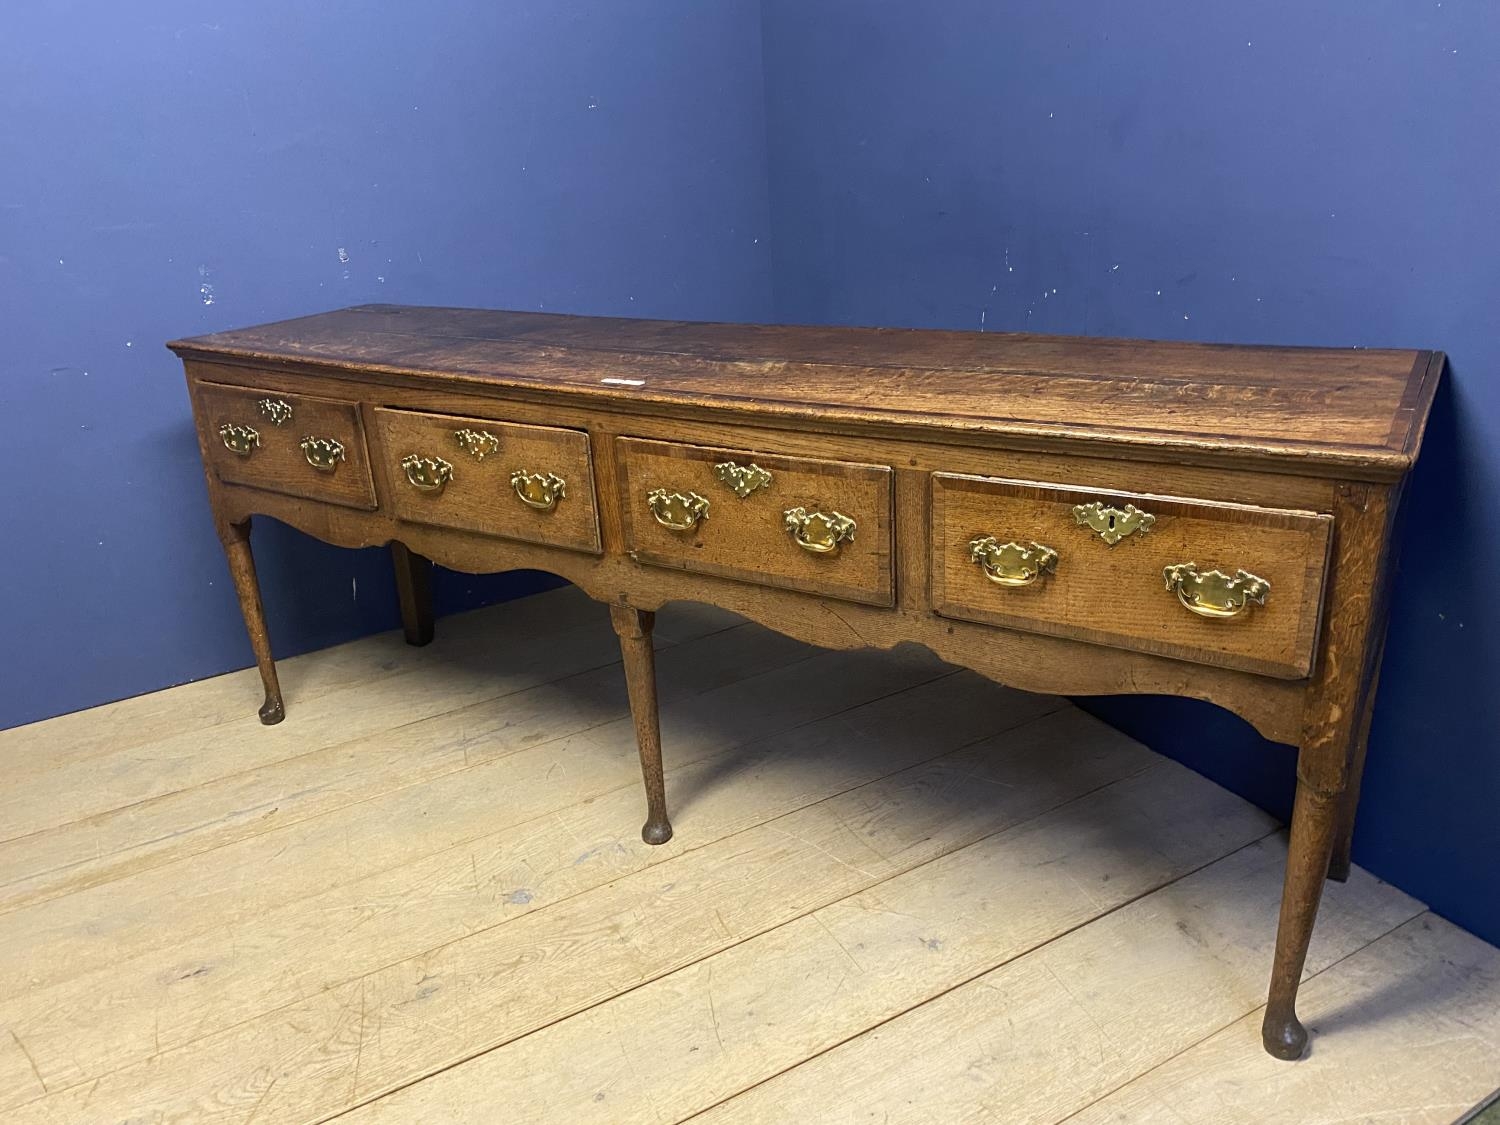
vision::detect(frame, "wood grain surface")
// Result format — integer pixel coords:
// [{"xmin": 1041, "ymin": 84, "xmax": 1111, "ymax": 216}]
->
[
  {"xmin": 371, "ymin": 406, "xmax": 600, "ymax": 553},
  {"xmin": 617, "ymin": 436, "xmax": 894, "ymax": 607},
  {"xmin": 195, "ymin": 379, "xmax": 377, "ymax": 509},
  {"xmin": 931, "ymin": 473, "xmax": 1333, "ymax": 678},
  {"xmin": 169, "ymin": 305, "xmax": 1441, "ymax": 481}
]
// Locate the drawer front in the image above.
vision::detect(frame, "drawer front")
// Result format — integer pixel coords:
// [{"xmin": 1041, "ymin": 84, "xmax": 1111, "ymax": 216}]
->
[
  {"xmin": 196, "ymin": 381, "xmax": 376, "ymax": 509},
  {"xmin": 931, "ymin": 473, "xmax": 1333, "ymax": 679},
  {"xmin": 618, "ymin": 437, "xmax": 894, "ymax": 606},
  {"xmin": 374, "ymin": 407, "xmax": 600, "ymax": 553}
]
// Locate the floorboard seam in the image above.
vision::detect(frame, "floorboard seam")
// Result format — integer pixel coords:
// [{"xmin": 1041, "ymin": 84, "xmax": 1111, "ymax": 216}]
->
[
  {"xmin": 309, "ymin": 745, "xmax": 1163, "ymax": 1124},
  {"xmin": 672, "ymin": 827, "xmax": 1285, "ymax": 1124},
  {"xmin": 0, "ymin": 604, "xmax": 745, "ymax": 849},
  {"xmin": 0, "ymin": 647, "xmax": 913, "ymax": 919},
  {"xmin": 1048, "ymin": 905, "xmax": 1433, "ymax": 1125},
  {"xmin": 8, "ymin": 669, "xmax": 1006, "ymax": 1100},
  {"xmin": 0, "ymin": 593, "xmax": 632, "ymax": 792},
  {"xmin": 0, "ymin": 621, "xmax": 781, "ymax": 902}
]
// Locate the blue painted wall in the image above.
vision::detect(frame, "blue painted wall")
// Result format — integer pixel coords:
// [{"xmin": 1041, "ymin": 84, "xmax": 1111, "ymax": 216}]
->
[
  {"xmin": 759, "ymin": 1, "xmax": 1500, "ymax": 944},
  {"xmin": 0, "ymin": 1, "xmax": 772, "ymax": 729}
]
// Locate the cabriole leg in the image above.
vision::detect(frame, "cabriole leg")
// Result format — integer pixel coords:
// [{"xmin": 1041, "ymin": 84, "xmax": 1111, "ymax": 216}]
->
[
  {"xmin": 218, "ymin": 517, "xmax": 285, "ymax": 725},
  {"xmin": 610, "ymin": 604, "xmax": 672, "ymax": 845},
  {"xmin": 1268, "ymin": 480, "xmax": 1393, "ymax": 1048},
  {"xmin": 1262, "ymin": 779, "xmax": 1342, "ymax": 1060},
  {"xmin": 390, "ymin": 542, "xmax": 435, "ymax": 647}
]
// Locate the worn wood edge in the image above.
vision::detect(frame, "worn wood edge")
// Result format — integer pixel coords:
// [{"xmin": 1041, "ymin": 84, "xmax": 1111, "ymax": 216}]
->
[
  {"xmin": 1294, "ymin": 514, "xmax": 1337, "ymax": 684},
  {"xmin": 173, "ymin": 351, "xmax": 1423, "ymax": 482},
  {"xmin": 1388, "ymin": 350, "xmax": 1445, "ymax": 461}
]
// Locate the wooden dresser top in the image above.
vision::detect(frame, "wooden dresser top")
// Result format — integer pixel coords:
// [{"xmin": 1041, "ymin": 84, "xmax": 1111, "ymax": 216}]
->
[{"xmin": 169, "ymin": 304, "xmax": 1441, "ymax": 481}]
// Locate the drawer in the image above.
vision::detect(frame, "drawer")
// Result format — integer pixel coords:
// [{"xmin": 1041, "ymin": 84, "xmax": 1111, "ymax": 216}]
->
[
  {"xmin": 196, "ymin": 381, "xmax": 376, "ymax": 509},
  {"xmin": 930, "ymin": 473, "xmax": 1333, "ymax": 679},
  {"xmin": 618, "ymin": 437, "xmax": 893, "ymax": 606},
  {"xmin": 373, "ymin": 407, "xmax": 601, "ymax": 553}
]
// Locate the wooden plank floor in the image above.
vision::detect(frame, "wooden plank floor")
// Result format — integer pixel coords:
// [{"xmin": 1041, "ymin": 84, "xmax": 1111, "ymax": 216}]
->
[{"xmin": 2, "ymin": 586, "xmax": 1497, "ymax": 1124}]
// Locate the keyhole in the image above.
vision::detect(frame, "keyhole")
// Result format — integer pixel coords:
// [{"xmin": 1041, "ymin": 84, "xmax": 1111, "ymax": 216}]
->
[{"xmin": 1106, "ymin": 512, "xmax": 1118, "ymax": 531}]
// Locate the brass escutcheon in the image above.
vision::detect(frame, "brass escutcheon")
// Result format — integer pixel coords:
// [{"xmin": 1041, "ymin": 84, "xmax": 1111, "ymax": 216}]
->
[
  {"xmin": 401, "ymin": 454, "xmax": 453, "ymax": 494},
  {"xmin": 969, "ymin": 536, "xmax": 1058, "ymax": 586},
  {"xmin": 713, "ymin": 460, "xmax": 773, "ymax": 498},
  {"xmin": 257, "ymin": 398, "xmax": 293, "ymax": 426},
  {"xmin": 299, "ymin": 436, "xmax": 345, "ymax": 473},
  {"xmin": 1073, "ymin": 501, "xmax": 1155, "ymax": 546},
  {"xmin": 454, "ymin": 428, "xmax": 500, "ymax": 461},
  {"xmin": 218, "ymin": 422, "xmax": 260, "ymax": 456},
  {"xmin": 646, "ymin": 489, "xmax": 710, "ymax": 531},
  {"xmin": 1163, "ymin": 563, "xmax": 1270, "ymax": 619},
  {"xmin": 511, "ymin": 470, "xmax": 567, "ymax": 511},
  {"xmin": 784, "ymin": 507, "xmax": 856, "ymax": 554}
]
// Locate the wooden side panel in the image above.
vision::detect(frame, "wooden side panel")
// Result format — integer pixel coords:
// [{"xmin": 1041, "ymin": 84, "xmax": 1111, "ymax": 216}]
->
[
  {"xmin": 617, "ymin": 437, "xmax": 894, "ymax": 607},
  {"xmin": 195, "ymin": 380, "xmax": 376, "ymax": 510},
  {"xmin": 931, "ymin": 473, "xmax": 1333, "ymax": 679},
  {"xmin": 370, "ymin": 407, "xmax": 601, "ymax": 554}
]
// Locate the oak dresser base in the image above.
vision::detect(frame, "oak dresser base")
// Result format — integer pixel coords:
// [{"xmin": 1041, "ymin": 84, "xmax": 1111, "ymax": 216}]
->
[{"xmin": 171, "ymin": 305, "xmax": 1441, "ymax": 1062}]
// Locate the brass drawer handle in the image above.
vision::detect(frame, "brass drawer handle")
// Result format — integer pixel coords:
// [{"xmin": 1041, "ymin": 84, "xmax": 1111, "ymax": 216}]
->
[
  {"xmin": 646, "ymin": 488, "xmax": 709, "ymax": 531},
  {"xmin": 784, "ymin": 507, "xmax": 856, "ymax": 554},
  {"xmin": 1163, "ymin": 563, "xmax": 1270, "ymax": 619},
  {"xmin": 401, "ymin": 454, "xmax": 454, "ymax": 494},
  {"xmin": 454, "ymin": 428, "xmax": 499, "ymax": 461},
  {"xmin": 299, "ymin": 436, "xmax": 345, "ymax": 473},
  {"xmin": 1074, "ymin": 501, "xmax": 1155, "ymax": 546},
  {"xmin": 713, "ymin": 460, "xmax": 772, "ymax": 498},
  {"xmin": 511, "ymin": 470, "xmax": 567, "ymax": 511},
  {"xmin": 969, "ymin": 536, "xmax": 1058, "ymax": 586},
  {"xmin": 218, "ymin": 422, "xmax": 260, "ymax": 456},
  {"xmin": 257, "ymin": 398, "xmax": 293, "ymax": 426}
]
